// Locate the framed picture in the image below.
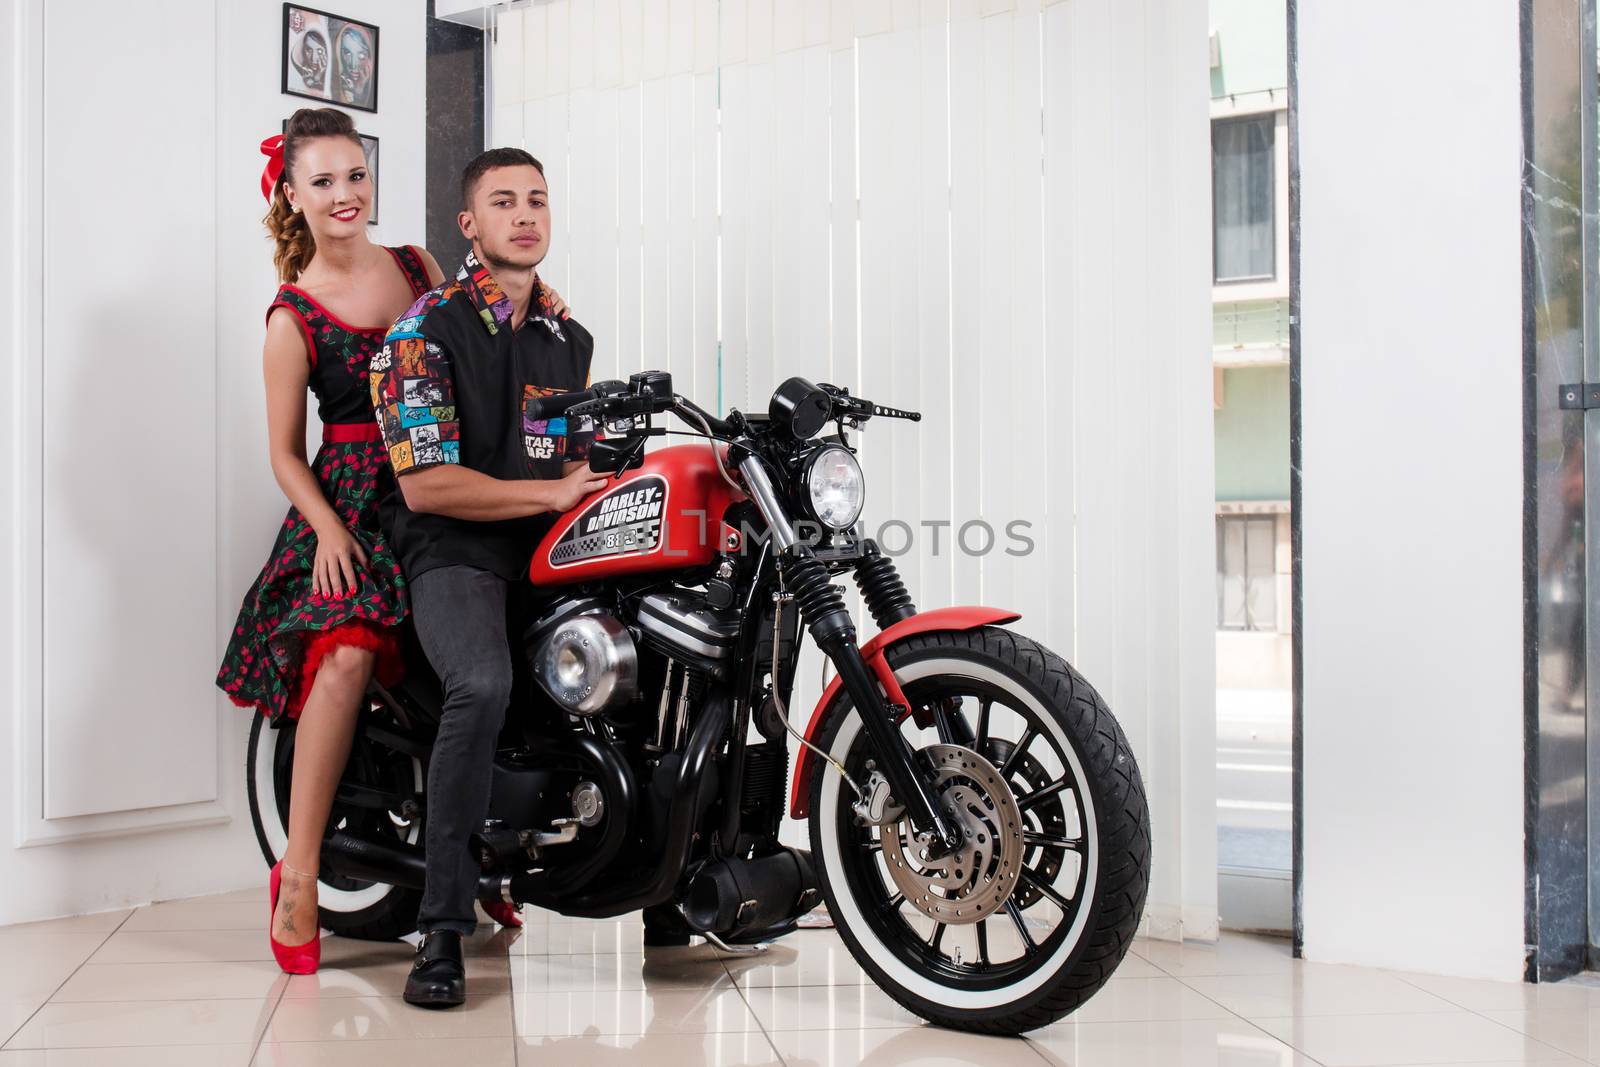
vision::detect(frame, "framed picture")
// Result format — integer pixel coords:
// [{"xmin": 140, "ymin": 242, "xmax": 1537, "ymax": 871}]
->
[
  {"xmin": 360, "ymin": 133, "xmax": 379, "ymax": 225},
  {"xmin": 278, "ymin": 124, "xmax": 379, "ymax": 226},
  {"xmin": 281, "ymin": 4, "xmax": 378, "ymax": 113}
]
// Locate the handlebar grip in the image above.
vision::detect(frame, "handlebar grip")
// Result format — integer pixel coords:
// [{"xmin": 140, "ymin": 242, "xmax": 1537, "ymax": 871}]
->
[
  {"xmin": 568, "ymin": 398, "xmax": 608, "ymax": 418},
  {"xmin": 872, "ymin": 403, "xmax": 921, "ymax": 422},
  {"xmin": 525, "ymin": 387, "xmax": 598, "ymax": 422}
]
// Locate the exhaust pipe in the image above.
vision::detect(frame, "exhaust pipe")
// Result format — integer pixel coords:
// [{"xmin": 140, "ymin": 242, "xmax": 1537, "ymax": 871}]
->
[
  {"xmin": 320, "ymin": 830, "xmax": 509, "ymax": 903},
  {"xmin": 321, "ymin": 830, "xmax": 427, "ymax": 889},
  {"xmin": 682, "ymin": 847, "xmax": 820, "ymax": 940}
]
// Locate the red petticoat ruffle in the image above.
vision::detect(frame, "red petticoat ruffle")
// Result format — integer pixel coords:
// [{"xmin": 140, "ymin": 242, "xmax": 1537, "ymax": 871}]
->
[
  {"xmin": 286, "ymin": 619, "xmax": 405, "ymax": 719},
  {"xmin": 283, "ymin": 620, "xmax": 404, "ymax": 719},
  {"xmin": 223, "ymin": 620, "xmax": 404, "ymax": 719}
]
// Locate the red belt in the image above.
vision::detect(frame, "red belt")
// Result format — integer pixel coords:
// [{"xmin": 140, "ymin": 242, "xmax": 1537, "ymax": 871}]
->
[{"xmin": 323, "ymin": 422, "xmax": 382, "ymax": 443}]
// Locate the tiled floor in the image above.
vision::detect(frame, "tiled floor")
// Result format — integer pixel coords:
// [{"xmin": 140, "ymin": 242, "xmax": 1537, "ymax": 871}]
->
[{"xmin": 0, "ymin": 890, "xmax": 1594, "ymax": 1066}]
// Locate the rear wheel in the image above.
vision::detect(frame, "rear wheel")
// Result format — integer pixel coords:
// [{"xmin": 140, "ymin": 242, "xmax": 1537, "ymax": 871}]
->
[
  {"xmin": 808, "ymin": 627, "xmax": 1149, "ymax": 1035},
  {"xmin": 246, "ymin": 706, "xmax": 424, "ymax": 941}
]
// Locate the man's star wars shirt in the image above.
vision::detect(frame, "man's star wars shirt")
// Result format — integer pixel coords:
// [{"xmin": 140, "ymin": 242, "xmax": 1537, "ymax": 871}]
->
[{"xmin": 370, "ymin": 251, "xmax": 596, "ymax": 581}]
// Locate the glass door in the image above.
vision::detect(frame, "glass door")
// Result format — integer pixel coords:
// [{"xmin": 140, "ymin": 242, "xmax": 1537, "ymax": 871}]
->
[{"xmin": 1210, "ymin": 0, "xmax": 1293, "ymax": 935}]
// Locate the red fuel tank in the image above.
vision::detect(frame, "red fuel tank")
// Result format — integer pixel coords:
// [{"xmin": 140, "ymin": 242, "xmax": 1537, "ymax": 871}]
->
[{"xmin": 528, "ymin": 443, "xmax": 748, "ymax": 586}]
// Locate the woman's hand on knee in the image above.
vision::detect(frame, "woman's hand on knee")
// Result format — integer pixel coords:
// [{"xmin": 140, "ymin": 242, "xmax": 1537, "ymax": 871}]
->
[{"xmin": 311, "ymin": 524, "xmax": 368, "ymax": 599}]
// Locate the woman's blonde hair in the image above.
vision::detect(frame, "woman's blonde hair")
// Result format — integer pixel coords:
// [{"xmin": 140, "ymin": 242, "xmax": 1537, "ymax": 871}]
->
[{"xmin": 264, "ymin": 107, "xmax": 363, "ymax": 283}]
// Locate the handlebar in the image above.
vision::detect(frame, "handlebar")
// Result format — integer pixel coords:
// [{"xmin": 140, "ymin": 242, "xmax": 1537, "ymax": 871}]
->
[
  {"xmin": 569, "ymin": 393, "xmax": 735, "ymax": 439},
  {"xmin": 817, "ymin": 383, "xmax": 920, "ymax": 423},
  {"xmin": 566, "ymin": 397, "xmax": 608, "ymax": 418},
  {"xmin": 526, "ymin": 373, "xmax": 915, "ymax": 440},
  {"xmin": 524, "ymin": 380, "xmax": 626, "ymax": 422},
  {"xmin": 672, "ymin": 397, "xmax": 736, "ymax": 438},
  {"xmin": 867, "ymin": 402, "xmax": 921, "ymax": 422}
]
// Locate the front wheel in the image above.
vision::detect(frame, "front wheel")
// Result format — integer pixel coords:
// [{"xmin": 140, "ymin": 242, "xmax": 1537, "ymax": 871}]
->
[{"xmin": 808, "ymin": 627, "xmax": 1150, "ymax": 1035}]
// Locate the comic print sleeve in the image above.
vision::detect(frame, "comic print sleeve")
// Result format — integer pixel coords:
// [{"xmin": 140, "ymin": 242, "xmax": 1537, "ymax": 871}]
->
[{"xmin": 369, "ymin": 326, "xmax": 461, "ymax": 476}]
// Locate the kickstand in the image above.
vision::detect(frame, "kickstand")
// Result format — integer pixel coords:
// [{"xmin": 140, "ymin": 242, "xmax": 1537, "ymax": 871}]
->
[{"xmin": 700, "ymin": 929, "xmax": 768, "ymax": 955}]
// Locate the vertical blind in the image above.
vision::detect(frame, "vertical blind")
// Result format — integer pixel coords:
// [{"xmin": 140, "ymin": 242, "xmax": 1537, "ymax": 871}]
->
[{"xmin": 489, "ymin": 0, "xmax": 1219, "ymax": 941}]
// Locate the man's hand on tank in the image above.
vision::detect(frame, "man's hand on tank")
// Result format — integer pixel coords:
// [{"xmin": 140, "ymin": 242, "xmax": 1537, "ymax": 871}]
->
[{"xmin": 542, "ymin": 465, "xmax": 609, "ymax": 513}]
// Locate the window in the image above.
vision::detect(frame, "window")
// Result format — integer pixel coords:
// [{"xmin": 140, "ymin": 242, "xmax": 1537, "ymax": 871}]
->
[
  {"xmin": 1217, "ymin": 515, "xmax": 1277, "ymax": 631},
  {"xmin": 1213, "ymin": 115, "xmax": 1275, "ymax": 283}
]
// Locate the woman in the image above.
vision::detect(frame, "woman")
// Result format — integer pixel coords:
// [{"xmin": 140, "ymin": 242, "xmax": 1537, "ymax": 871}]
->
[{"xmin": 219, "ymin": 107, "xmax": 563, "ymax": 973}]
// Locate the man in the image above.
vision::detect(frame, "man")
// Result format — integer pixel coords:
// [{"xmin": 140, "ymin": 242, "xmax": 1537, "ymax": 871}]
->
[{"xmin": 369, "ymin": 147, "xmax": 608, "ymax": 1008}]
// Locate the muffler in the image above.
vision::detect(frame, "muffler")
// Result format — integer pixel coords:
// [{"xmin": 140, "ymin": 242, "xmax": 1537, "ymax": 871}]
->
[
  {"xmin": 682, "ymin": 847, "xmax": 820, "ymax": 941},
  {"xmin": 321, "ymin": 830, "xmax": 427, "ymax": 889}
]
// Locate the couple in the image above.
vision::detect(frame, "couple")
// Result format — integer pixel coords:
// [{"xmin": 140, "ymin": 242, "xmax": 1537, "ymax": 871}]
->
[{"xmin": 216, "ymin": 107, "xmax": 610, "ymax": 1007}]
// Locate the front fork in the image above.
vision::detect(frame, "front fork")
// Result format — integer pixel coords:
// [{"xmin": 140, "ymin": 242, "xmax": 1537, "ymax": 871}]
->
[{"xmin": 738, "ymin": 455, "xmax": 965, "ymax": 856}]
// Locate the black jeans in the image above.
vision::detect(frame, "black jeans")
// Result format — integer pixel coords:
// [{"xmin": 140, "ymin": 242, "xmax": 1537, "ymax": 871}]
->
[{"xmin": 410, "ymin": 564, "xmax": 513, "ymax": 935}]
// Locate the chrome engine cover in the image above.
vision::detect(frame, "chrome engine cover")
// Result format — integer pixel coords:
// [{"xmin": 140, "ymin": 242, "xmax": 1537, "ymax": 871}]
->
[
  {"xmin": 532, "ymin": 611, "xmax": 638, "ymax": 715},
  {"xmin": 635, "ymin": 590, "xmax": 741, "ymax": 666}
]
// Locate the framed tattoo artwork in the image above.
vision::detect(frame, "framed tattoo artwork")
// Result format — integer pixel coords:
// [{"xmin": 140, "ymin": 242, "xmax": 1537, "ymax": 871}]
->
[
  {"xmin": 279, "ymin": 123, "xmax": 380, "ymax": 225},
  {"xmin": 281, "ymin": 4, "xmax": 379, "ymax": 113}
]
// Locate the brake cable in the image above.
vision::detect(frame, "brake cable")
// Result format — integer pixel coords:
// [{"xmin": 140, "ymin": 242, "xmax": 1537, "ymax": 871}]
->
[
  {"xmin": 673, "ymin": 399, "xmax": 744, "ymax": 496},
  {"xmin": 768, "ymin": 591, "xmax": 863, "ymax": 804}
]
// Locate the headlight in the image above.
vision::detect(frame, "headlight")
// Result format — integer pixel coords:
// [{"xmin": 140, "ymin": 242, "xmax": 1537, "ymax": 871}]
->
[{"xmin": 804, "ymin": 446, "xmax": 866, "ymax": 530}]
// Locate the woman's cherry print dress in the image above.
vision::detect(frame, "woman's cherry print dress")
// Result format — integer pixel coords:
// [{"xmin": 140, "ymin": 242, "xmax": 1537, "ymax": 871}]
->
[{"xmin": 217, "ymin": 246, "xmax": 429, "ymax": 723}]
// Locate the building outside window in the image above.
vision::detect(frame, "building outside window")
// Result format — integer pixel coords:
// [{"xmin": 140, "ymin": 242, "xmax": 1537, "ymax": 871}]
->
[
  {"xmin": 1217, "ymin": 514, "xmax": 1277, "ymax": 631},
  {"xmin": 1214, "ymin": 114, "xmax": 1276, "ymax": 283}
]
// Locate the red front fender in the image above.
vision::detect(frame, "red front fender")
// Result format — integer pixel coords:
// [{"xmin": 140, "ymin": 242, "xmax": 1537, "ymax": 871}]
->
[{"xmin": 787, "ymin": 606, "xmax": 1022, "ymax": 819}]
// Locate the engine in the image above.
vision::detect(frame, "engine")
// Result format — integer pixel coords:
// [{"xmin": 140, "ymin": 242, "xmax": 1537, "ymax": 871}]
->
[
  {"xmin": 527, "ymin": 588, "xmax": 742, "ymax": 720},
  {"xmin": 528, "ymin": 598, "xmax": 638, "ymax": 715},
  {"xmin": 634, "ymin": 589, "xmax": 741, "ymax": 671},
  {"xmin": 498, "ymin": 589, "xmax": 739, "ymax": 871}
]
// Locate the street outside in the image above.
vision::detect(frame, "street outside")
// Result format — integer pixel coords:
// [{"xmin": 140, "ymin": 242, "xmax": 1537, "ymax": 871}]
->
[{"xmin": 1216, "ymin": 687, "xmax": 1292, "ymax": 871}]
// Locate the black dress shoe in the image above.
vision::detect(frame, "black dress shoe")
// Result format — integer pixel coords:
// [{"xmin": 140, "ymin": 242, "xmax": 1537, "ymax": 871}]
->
[
  {"xmin": 404, "ymin": 930, "xmax": 465, "ymax": 1008},
  {"xmin": 641, "ymin": 902, "xmax": 693, "ymax": 947}
]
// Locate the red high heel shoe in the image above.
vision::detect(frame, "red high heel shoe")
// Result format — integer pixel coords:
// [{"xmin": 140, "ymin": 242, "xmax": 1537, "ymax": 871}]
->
[
  {"xmin": 482, "ymin": 900, "xmax": 524, "ymax": 928},
  {"xmin": 268, "ymin": 861, "xmax": 321, "ymax": 974}
]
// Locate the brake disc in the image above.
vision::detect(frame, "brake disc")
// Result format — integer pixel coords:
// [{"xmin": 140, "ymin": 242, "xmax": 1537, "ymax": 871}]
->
[{"xmin": 879, "ymin": 744, "xmax": 1025, "ymax": 925}]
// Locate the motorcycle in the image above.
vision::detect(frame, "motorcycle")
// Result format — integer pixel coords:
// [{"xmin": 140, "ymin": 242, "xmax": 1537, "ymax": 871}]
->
[{"xmin": 246, "ymin": 370, "xmax": 1150, "ymax": 1034}]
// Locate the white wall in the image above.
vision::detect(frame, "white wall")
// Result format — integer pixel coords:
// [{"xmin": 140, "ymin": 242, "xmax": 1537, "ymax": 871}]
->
[
  {"xmin": 1299, "ymin": 1, "xmax": 1524, "ymax": 978},
  {"xmin": 490, "ymin": 0, "xmax": 1218, "ymax": 940},
  {"xmin": 1, "ymin": 0, "xmax": 425, "ymax": 925}
]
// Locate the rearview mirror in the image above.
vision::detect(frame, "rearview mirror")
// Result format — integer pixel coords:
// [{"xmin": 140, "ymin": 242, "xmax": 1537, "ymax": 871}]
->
[{"xmin": 588, "ymin": 437, "xmax": 645, "ymax": 475}]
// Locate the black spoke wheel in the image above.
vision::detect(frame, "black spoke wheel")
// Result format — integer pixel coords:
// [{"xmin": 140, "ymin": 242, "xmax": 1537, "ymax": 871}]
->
[
  {"xmin": 985, "ymin": 740, "xmax": 1077, "ymax": 912},
  {"xmin": 808, "ymin": 626, "xmax": 1149, "ymax": 1035},
  {"xmin": 834, "ymin": 680, "xmax": 1090, "ymax": 991}
]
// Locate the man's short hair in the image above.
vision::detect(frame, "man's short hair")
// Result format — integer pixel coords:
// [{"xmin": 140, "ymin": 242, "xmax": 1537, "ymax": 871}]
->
[{"xmin": 460, "ymin": 148, "xmax": 546, "ymax": 211}]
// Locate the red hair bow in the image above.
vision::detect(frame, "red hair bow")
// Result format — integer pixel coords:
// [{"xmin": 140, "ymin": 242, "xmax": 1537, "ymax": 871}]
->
[{"xmin": 260, "ymin": 134, "xmax": 286, "ymax": 203}]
